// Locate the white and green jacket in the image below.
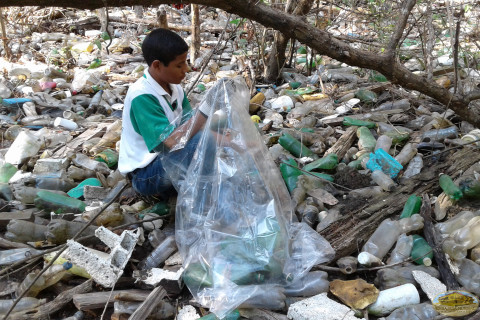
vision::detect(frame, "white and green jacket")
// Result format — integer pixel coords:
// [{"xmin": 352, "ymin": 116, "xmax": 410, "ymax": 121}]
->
[{"xmin": 118, "ymin": 70, "xmax": 192, "ymax": 175}]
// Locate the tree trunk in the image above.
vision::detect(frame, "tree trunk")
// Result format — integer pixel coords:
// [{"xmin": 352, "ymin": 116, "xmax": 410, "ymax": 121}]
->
[
  {"xmin": 190, "ymin": 4, "xmax": 200, "ymax": 66},
  {"xmin": 7, "ymin": 0, "xmax": 480, "ymax": 127}
]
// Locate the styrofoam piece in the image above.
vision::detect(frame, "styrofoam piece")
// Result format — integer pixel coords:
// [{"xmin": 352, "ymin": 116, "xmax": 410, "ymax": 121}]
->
[
  {"xmin": 177, "ymin": 305, "xmax": 200, "ymax": 320},
  {"xmin": 412, "ymin": 270, "xmax": 447, "ymax": 301},
  {"xmin": 287, "ymin": 292, "xmax": 365, "ymax": 320},
  {"xmin": 139, "ymin": 267, "xmax": 184, "ymax": 286},
  {"xmin": 65, "ymin": 227, "xmax": 139, "ymax": 287},
  {"xmin": 367, "ymin": 283, "xmax": 420, "ymax": 316}
]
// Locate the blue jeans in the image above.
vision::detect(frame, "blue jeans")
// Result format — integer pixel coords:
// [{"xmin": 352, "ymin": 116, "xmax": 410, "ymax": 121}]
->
[{"xmin": 130, "ymin": 131, "xmax": 215, "ymax": 197}]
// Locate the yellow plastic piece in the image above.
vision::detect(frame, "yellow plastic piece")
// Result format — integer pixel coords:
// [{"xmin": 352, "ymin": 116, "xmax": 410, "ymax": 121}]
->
[
  {"xmin": 43, "ymin": 252, "xmax": 91, "ymax": 279},
  {"xmin": 302, "ymin": 93, "xmax": 328, "ymax": 101},
  {"xmin": 251, "ymin": 115, "xmax": 261, "ymax": 123}
]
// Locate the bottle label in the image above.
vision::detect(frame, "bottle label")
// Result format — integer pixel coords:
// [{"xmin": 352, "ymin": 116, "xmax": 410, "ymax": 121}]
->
[{"xmin": 432, "ymin": 290, "xmax": 479, "ymax": 317}]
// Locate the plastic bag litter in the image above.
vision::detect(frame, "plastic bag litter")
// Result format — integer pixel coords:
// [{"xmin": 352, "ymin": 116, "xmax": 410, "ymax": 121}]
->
[{"xmin": 159, "ymin": 77, "xmax": 335, "ymax": 317}]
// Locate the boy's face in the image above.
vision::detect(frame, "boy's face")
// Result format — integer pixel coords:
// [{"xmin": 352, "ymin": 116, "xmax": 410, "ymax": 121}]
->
[{"xmin": 152, "ymin": 52, "xmax": 189, "ymax": 86}]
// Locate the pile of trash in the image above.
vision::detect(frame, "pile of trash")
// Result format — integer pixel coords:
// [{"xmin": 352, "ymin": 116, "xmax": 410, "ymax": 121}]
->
[{"xmin": 0, "ymin": 5, "xmax": 479, "ymax": 320}]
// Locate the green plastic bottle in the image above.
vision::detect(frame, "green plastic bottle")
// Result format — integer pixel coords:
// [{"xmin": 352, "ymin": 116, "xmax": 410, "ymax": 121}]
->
[
  {"xmin": 183, "ymin": 263, "xmax": 213, "ymax": 289},
  {"xmin": 199, "ymin": 310, "xmax": 240, "ymax": 320},
  {"xmin": 304, "ymin": 153, "xmax": 338, "ymax": 172},
  {"xmin": 140, "ymin": 202, "xmax": 170, "ymax": 216},
  {"xmin": 0, "ymin": 163, "xmax": 17, "ymax": 183},
  {"xmin": 399, "ymin": 195, "xmax": 422, "ymax": 219},
  {"xmin": 439, "ymin": 174, "xmax": 463, "ymax": 201},
  {"xmin": 343, "ymin": 117, "xmax": 376, "ymax": 128},
  {"xmin": 67, "ymin": 178, "xmax": 102, "ymax": 199},
  {"xmin": 356, "ymin": 127, "xmax": 376, "ymax": 152},
  {"xmin": 411, "ymin": 235, "xmax": 433, "ymax": 266},
  {"xmin": 309, "ymin": 172, "xmax": 334, "ymax": 182},
  {"xmin": 348, "ymin": 153, "xmax": 369, "ymax": 169},
  {"xmin": 459, "ymin": 177, "xmax": 480, "ymax": 199},
  {"xmin": 34, "ymin": 190, "xmax": 86, "ymax": 214},
  {"xmin": 355, "ymin": 89, "xmax": 377, "ymax": 103},
  {"xmin": 280, "ymin": 158, "xmax": 303, "ymax": 193},
  {"xmin": 278, "ymin": 133, "xmax": 317, "ymax": 159},
  {"xmin": 384, "ymin": 131, "xmax": 410, "ymax": 144}
]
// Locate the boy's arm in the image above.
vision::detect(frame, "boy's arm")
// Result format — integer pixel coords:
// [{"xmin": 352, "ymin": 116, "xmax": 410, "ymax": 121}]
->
[{"xmin": 162, "ymin": 111, "xmax": 208, "ymax": 150}]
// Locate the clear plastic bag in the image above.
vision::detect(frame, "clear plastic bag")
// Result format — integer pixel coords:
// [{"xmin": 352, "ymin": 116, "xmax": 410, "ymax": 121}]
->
[{"xmin": 160, "ymin": 77, "xmax": 334, "ymax": 317}]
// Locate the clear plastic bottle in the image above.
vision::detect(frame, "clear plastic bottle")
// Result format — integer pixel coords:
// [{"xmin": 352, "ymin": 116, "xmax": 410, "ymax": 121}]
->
[
  {"xmin": 16, "ymin": 263, "xmax": 72, "ymax": 297},
  {"xmin": 0, "ymin": 297, "xmax": 47, "ymax": 315},
  {"xmin": 371, "ymin": 170, "xmax": 396, "ymax": 192},
  {"xmin": 284, "ymin": 271, "xmax": 329, "ymax": 296},
  {"xmin": 386, "ymin": 302, "xmax": 439, "ymax": 320},
  {"xmin": 421, "ymin": 126, "xmax": 458, "ymax": 142},
  {"xmin": 435, "ymin": 210, "xmax": 478, "ymax": 237},
  {"xmin": 84, "ymin": 90, "xmax": 103, "ymax": 117},
  {"xmin": 394, "ymin": 143, "xmax": 417, "ymax": 166},
  {"xmin": 148, "ymin": 229, "xmax": 167, "ymax": 248},
  {"xmin": 89, "ymin": 120, "xmax": 122, "ymax": 155},
  {"xmin": 72, "ymin": 153, "xmax": 111, "ymax": 175},
  {"xmin": 387, "ymin": 234, "xmax": 413, "ymax": 265},
  {"xmin": 361, "ymin": 215, "xmax": 423, "ymax": 260},
  {"xmin": 402, "ymin": 154, "xmax": 423, "ymax": 179},
  {"xmin": 455, "ymin": 258, "xmax": 480, "ymax": 295},
  {"xmin": 443, "ymin": 216, "xmax": 480, "ymax": 260},
  {"xmin": 0, "ymin": 248, "xmax": 44, "ymax": 265},
  {"xmin": 375, "ymin": 265, "xmax": 440, "ymax": 290},
  {"xmin": 4, "ymin": 130, "xmax": 42, "ymax": 166},
  {"xmin": 62, "ymin": 310, "xmax": 84, "ymax": 320},
  {"xmin": 470, "ymin": 243, "xmax": 480, "ymax": 264},
  {"xmin": 349, "ymin": 186, "xmax": 384, "ymax": 198},
  {"xmin": 5, "ymin": 220, "xmax": 48, "ymax": 243},
  {"xmin": 138, "ymin": 235, "xmax": 177, "ymax": 270},
  {"xmin": 374, "ymin": 134, "xmax": 393, "ymax": 153},
  {"xmin": 35, "ymin": 176, "xmax": 76, "ymax": 192}
]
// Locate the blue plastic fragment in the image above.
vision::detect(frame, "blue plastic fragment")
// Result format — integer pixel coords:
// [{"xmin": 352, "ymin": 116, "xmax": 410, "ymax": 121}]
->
[
  {"xmin": 1, "ymin": 98, "xmax": 32, "ymax": 107},
  {"xmin": 366, "ymin": 148, "xmax": 403, "ymax": 178}
]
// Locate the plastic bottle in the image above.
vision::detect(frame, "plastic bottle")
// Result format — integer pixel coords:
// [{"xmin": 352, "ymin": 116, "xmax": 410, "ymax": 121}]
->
[
  {"xmin": 94, "ymin": 149, "xmax": 119, "ymax": 168},
  {"xmin": 435, "ymin": 210, "xmax": 479, "ymax": 236},
  {"xmin": 386, "ymin": 302, "xmax": 439, "ymax": 320},
  {"xmin": 399, "ymin": 195, "xmax": 422, "ymax": 219},
  {"xmin": 89, "ymin": 120, "xmax": 122, "ymax": 155},
  {"xmin": 357, "ymin": 126, "xmax": 376, "ymax": 152},
  {"xmin": 138, "ymin": 235, "xmax": 177, "ymax": 270},
  {"xmin": 372, "ymin": 99, "xmax": 410, "ymax": 112},
  {"xmin": 62, "ymin": 310, "xmax": 84, "ymax": 320},
  {"xmin": 0, "ymin": 248, "xmax": 44, "ymax": 265},
  {"xmin": 355, "ymin": 89, "xmax": 377, "ymax": 103},
  {"xmin": 358, "ymin": 251, "xmax": 383, "ymax": 266},
  {"xmin": 342, "ymin": 146, "xmax": 358, "ymax": 164},
  {"xmin": 34, "ymin": 190, "xmax": 86, "ymax": 214},
  {"xmin": 280, "ymin": 158, "xmax": 303, "ymax": 193},
  {"xmin": 72, "ymin": 153, "xmax": 111, "ymax": 175},
  {"xmin": 394, "ymin": 143, "xmax": 417, "ymax": 166},
  {"xmin": 375, "ymin": 265, "xmax": 440, "ymax": 290},
  {"xmin": 349, "ymin": 186, "xmax": 384, "ymax": 198},
  {"xmin": 459, "ymin": 176, "xmax": 480, "ymax": 199},
  {"xmin": 84, "ymin": 90, "xmax": 103, "ymax": 117},
  {"xmin": 303, "ymin": 153, "xmax": 338, "ymax": 171},
  {"xmin": 411, "ymin": 235, "xmax": 433, "ymax": 266},
  {"xmin": 336, "ymin": 256, "xmax": 358, "ymax": 274},
  {"xmin": 455, "ymin": 258, "xmax": 480, "ymax": 295},
  {"xmin": 278, "ymin": 133, "xmax": 318, "ymax": 159},
  {"xmin": 421, "ymin": 126, "xmax": 458, "ymax": 142},
  {"xmin": 443, "ymin": 216, "xmax": 480, "ymax": 260},
  {"xmin": 4, "ymin": 130, "xmax": 42, "ymax": 165},
  {"xmin": 35, "ymin": 176, "xmax": 77, "ymax": 192},
  {"xmin": 374, "ymin": 134, "xmax": 393, "ymax": 153},
  {"xmin": 67, "ymin": 166, "xmax": 96, "ymax": 181},
  {"xmin": 284, "ymin": 271, "xmax": 329, "ymax": 297},
  {"xmin": 371, "ymin": 170, "xmax": 396, "ymax": 192},
  {"xmin": 0, "ymin": 163, "xmax": 18, "ymax": 183},
  {"xmin": 183, "ymin": 262, "xmax": 213, "ymax": 289},
  {"xmin": 12, "ymin": 185, "xmax": 68, "ymax": 204},
  {"xmin": 402, "ymin": 154, "xmax": 423, "ymax": 179},
  {"xmin": 470, "ymin": 243, "xmax": 480, "ymax": 264},
  {"xmin": 5, "ymin": 220, "xmax": 48, "ymax": 243},
  {"xmin": 439, "ymin": 173, "xmax": 463, "ymax": 201},
  {"xmin": 342, "ymin": 116, "xmax": 376, "ymax": 128},
  {"xmin": 199, "ymin": 309, "xmax": 240, "ymax": 320},
  {"xmin": 16, "ymin": 262, "xmax": 72, "ymax": 297},
  {"xmin": 148, "ymin": 229, "xmax": 167, "ymax": 248},
  {"xmin": 361, "ymin": 215, "xmax": 424, "ymax": 260},
  {"xmin": 0, "ymin": 297, "xmax": 47, "ymax": 315},
  {"xmin": 387, "ymin": 234, "xmax": 413, "ymax": 264},
  {"xmin": 367, "ymin": 283, "xmax": 420, "ymax": 316},
  {"xmin": 67, "ymin": 178, "xmax": 102, "ymax": 198}
]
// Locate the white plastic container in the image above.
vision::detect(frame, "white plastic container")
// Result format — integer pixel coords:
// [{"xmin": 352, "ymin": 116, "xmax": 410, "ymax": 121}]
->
[
  {"xmin": 368, "ymin": 283, "xmax": 420, "ymax": 316},
  {"xmin": 54, "ymin": 117, "xmax": 78, "ymax": 130},
  {"xmin": 268, "ymin": 95, "xmax": 294, "ymax": 112},
  {"xmin": 4, "ymin": 130, "xmax": 42, "ymax": 165}
]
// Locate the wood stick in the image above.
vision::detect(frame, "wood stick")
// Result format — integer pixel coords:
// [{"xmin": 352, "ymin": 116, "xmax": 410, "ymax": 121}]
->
[
  {"xmin": 128, "ymin": 286, "xmax": 167, "ymax": 320},
  {"xmin": 74, "ymin": 289, "xmax": 149, "ymax": 310},
  {"xmin": 420, "ymin": 194, "xmax": 460, "ymax": 290},
  {"xmin": 324, "ymin": 126, "xmax": 357, "ymax": 159}
]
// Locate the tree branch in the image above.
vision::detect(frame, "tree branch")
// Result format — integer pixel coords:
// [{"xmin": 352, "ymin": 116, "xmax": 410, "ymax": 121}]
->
[{"xmin": 386, "ymin": 0, "xmax": 416, "ymax": 54}]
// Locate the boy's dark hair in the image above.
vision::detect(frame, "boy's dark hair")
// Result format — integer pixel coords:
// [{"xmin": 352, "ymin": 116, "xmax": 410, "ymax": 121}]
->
[{"xmin": 142, "ymin": 28, "xmax": 188, "ymax": 67}]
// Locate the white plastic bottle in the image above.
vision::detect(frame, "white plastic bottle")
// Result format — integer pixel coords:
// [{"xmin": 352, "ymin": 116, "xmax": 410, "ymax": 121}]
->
[
  {"xmin": 368, "ymin": 283, "xmax": 420, "ymax": 316},
  {"xmin": 371, "ymin": 170, "xmax": 396, "ymax": 192}
]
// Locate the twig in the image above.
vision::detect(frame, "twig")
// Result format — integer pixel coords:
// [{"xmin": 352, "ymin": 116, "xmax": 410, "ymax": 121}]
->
[{"xmin": 386, "ymin": 0, "xmax": 417, "ymax": 54}]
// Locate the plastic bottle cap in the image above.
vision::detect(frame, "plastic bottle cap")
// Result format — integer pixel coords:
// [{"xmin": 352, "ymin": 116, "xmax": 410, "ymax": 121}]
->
[
  {"xmin": 63, "ymin": 261, "xmax": 73, "ymax": 270},
  {"xmin": 423, "ymin": 258, "xmax": 432, "ymax": 266}
]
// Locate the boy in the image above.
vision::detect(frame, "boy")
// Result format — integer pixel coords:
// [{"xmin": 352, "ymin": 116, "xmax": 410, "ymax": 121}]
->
[{"xmin": 119, "ymin": 28, "xmax": 213, "ymax": 197}]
